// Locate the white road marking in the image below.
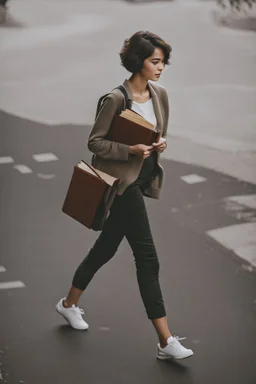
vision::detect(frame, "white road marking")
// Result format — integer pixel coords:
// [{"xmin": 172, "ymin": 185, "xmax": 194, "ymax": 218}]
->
[
  {"xmin": 207, "ymin": 223, "xmax": 256, "ymax": 268},
  {"xmin": 180, "ymin": 174, "xmax": 207, "ymax": 184},
  {"xmin": 13, "ymin": 165, "xmax": 32, "ymax": 174},
  {"xmin": 0, "ymin": 281, "xmax": 25, "ymax": 289},
  {"xmin": 242, "ymin": 264, "xmax": 254, "ymax": 272},
  {"xmin": 0, "ymin": 156, "xmax": 14, "ymax": 164},
  {"xmin": 33, "ymin": 153, "xmax": 58, "ymax": 162},
  {"xmin": 37, "ymin": 173, "xmax": 56, "ymax": 179},
  {"xmin": 223, "ymin": 194, "xmax": 256, "ymax": 222},
  {"xmin": 224, "ymin": 195, "xmax": 256, "ymax": 210},
  {"xmin": 0, "ymin": 266, "xmax": 6, "ymax": 272}
]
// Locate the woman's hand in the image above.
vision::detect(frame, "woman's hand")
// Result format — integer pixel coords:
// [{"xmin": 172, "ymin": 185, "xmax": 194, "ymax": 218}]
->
[
  {"xmin": 129, "ymin": 144, "xmax": 153, "ymax": 159},
  {"xmin": 152, "ymin": 137, "xmax": 167, "ymax": 153}
]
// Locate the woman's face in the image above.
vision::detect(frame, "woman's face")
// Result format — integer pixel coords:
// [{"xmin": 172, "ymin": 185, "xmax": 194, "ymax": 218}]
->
[{"xmin": 140, "ymin": 47, "xmax": 165, "ymax": 81}]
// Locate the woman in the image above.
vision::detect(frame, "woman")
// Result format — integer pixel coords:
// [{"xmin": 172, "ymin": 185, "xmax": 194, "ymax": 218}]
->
[{"xmin": 56, "ymin": 31, "xmax": 194, "ymax": 360}]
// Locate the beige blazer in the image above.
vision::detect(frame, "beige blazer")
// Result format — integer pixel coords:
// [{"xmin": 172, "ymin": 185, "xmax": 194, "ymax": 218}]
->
[{"xmin": 88, "ymin": 79, "xmax": 169, "ymax": 199}]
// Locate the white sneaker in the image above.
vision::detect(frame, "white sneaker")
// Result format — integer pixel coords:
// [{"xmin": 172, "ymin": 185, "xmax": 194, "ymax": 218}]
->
[
  {"xmin": 56, "ymin": 298, "xmax": 89, "ymax": 330},
  {"xmin": 157, "ymin": 335, "xmax": 194, "ymax": 360}
]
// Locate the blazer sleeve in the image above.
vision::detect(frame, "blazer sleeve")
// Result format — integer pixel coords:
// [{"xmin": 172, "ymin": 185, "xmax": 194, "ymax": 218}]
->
[
  {"xmin": 87, "ymin": 92, "xmax": 130, "ymax": 161},
  {"xmin": 161, "ymin": 88, "xmax": 169, "ymax": 140}
]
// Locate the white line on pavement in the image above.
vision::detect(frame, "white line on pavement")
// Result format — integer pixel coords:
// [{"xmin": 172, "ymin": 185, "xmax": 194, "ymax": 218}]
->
[
  {"xmin": 33, "ymin": 153, "xmax": 58, "ymax": 162},
  {"xmin": 207, "ymin": 223, "xmax": 256, "ymax": 268},
  {"xmin": 0, "ymin": 281, "xmax": 25, "ymax": 289},
  {"xmin": 224, "ymin": 195, "xmax": 256, "ymax": 210},
  {"xmin": 180, "ymin": 174, "xmax": 207, "ymax": 184},
  {"xmin": 0, "ymin": 156, "xmax": 14, "ymax": 164},
  {"xmin": 13, "ymin": 165, "xmax": 33, "ymax": 174},
  {"xmin": 0, "ymin": 266, "xmax": 6, "ymax": 272},
  {"xmin": 37, "ymin": 173, "xmax": 56, "ymax": 179}
]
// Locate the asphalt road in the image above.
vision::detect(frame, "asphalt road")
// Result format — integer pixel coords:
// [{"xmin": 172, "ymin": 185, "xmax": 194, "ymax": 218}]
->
[{"xmin": 0, "ymin": 110, "xmax": 256, "ymax": 384}]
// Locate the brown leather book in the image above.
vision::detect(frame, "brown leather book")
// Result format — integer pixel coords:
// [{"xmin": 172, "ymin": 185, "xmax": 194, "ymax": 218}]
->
[
  {"xmin": 107, "ymin": 109, "xmax": 160, "ymax": 146},
  {"xmin": 62, "ymin": 161, "xmax": 119, "ymax": 230}
]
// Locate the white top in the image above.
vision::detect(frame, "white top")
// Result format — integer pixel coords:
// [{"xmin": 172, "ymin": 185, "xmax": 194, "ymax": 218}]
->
[{"xmin": 131, "ymin": 98, "xmax": 157, "ymax": 131}]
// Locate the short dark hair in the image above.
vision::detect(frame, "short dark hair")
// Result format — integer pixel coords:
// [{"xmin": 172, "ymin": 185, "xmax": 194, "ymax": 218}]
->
[{"xmin": 119, "ymin": 31, "xmax": 172, "ymax": 74}]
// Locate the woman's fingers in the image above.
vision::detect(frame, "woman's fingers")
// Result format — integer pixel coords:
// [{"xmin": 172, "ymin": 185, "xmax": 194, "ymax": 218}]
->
[
  {"xmin": 141, "ymin": 142, "xmax": 166, "ymax": 158},
  {"xmin": 142, "ymin": 151, "xmax": 152, "ymax": 159},
  {"xmin": 152, "ymin": 138, "xmax": 166, "ymax": 147},
  {"xmin": 154, "ymin": 146, "xmax": 165, "ymax": 152}
]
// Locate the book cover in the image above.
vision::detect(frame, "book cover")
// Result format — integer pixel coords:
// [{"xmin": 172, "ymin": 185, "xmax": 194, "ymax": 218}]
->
[
  {"xmin": 62, "ymin": 161, "xmax": 119, "ymax": 229},
  {"xmin": 108, "ymin": 110, "xmax": 159, "ymax": 146}
]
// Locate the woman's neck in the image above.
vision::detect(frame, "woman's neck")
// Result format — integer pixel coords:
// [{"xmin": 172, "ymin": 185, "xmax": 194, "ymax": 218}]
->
[{"xmin": 127, "ymin": 74, "xmax": 148, "ymax": 96}]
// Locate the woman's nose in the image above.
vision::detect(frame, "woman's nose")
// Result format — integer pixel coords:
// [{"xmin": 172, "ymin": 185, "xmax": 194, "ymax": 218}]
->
[{"xmin": 158, "ymin": 63, "xmax": 164, "ymax": 72}]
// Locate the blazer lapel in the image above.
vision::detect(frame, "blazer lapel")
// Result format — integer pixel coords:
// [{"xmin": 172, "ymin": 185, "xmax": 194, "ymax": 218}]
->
[{"xmin": 148, "ymin": 82, "xmax": 163, "ymax": 134}]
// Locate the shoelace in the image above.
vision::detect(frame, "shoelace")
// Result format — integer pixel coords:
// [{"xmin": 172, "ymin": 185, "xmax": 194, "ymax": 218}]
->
[
  {"xmin": 170, "ymin": 336, "xmax": 187, "ymax": 351},
  {"xmin": 72, "ymin": 305, "xmax": 85, "ymax": 317},
  {"xmin": 174, "ymin": 335, "xmax": 186, "ymax": 341}
]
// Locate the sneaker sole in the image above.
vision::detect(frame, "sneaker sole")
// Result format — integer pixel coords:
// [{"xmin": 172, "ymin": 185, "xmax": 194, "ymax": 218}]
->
[
  {"xmin": 157, "ymin": 352, "xmax": 193, "ymax": 360},
  {"xmin": 56, "ymin": 303, "xmax": 89, "ymax": 330},
  {"xmin": 157, "ymin": 347, "xmax": 194, "ymax": 360}
]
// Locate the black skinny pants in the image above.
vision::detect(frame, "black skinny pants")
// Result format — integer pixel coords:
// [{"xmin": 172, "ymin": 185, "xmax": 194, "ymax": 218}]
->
[{"xmin": 72, "ymin": 156, "xmax": 166, "ymax": 320}]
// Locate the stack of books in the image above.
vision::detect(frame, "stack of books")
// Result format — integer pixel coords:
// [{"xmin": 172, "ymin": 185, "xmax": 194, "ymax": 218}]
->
[
  {"xmin": 107, "ymin": 109, "xmax": 160, "ymax": 146},
  {"xmin": 62, "ymin": 161, "xmax": 119, "ymax": 230}
]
